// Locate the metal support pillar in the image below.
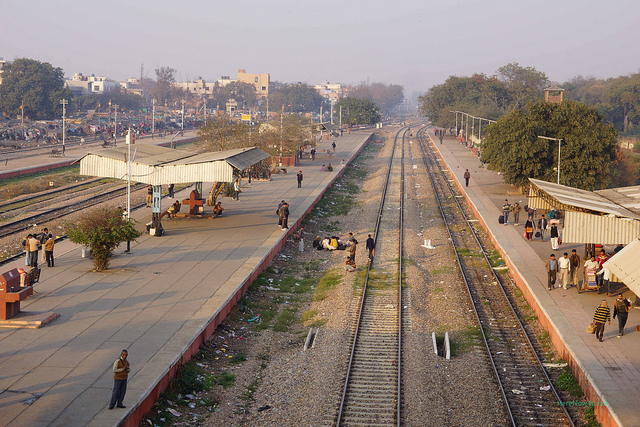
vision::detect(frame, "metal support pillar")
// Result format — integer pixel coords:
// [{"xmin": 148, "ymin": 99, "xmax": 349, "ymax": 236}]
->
[
  {"xmin": 195, "ymin": 182, "xmax": 203, "ymax": 198},
  {"xmin": 151, "ymin": 185, "xmax": 164, "ymax": 236}
]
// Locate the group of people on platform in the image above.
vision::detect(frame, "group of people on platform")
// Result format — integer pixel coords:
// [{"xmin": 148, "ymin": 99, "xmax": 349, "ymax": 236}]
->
[{"xmin": 22, "ymin": 227, "xmax": 55, "ymax": 268}]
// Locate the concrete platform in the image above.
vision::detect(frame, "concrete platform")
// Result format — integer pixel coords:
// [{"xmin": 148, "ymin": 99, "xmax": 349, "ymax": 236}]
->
[
  {"xmin": 0, "ymin": 132, "xmax": 372, "ymax": 427},
  {"xmin": 429, "ymin": 132, "xmax": 640, "ymax": 427}
]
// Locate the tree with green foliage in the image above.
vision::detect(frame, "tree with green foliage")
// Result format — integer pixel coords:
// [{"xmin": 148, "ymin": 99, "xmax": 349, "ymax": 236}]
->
[
  {"xmin": 268, "ymin": 83, "xmax": 323, "ymax": 113},
  {"xmin": 198, "ymin": 115, "xmax": 251, "ymax": 152},
  {"xmin": 0, "ymin": 58, "xmax": 73, "ymax": 119},
  {"xmin": 66, "ymin": 206, "xmax": 141, "ymax": 271},
  {"xmin": 418, "ymin": 63, "xmax": 548, "ymax": 127},
  {"xmin": 334, "ymin": 97, "xmax": 381, "ymax": 126},
  {"xmin": 348, "ymin": 82, "xmax": 404, "ymax": 116},
  {"xmin": 481, "ymin": 100, "xmax": 618, "ymax": 190}
]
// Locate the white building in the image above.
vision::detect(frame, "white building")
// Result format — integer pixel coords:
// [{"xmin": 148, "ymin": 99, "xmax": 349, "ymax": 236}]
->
[
  {"xmin": 314, "ymin": 81, "xmax": 343, "ymax": 103},
  {"xmin": 65, "ymin": 73, "xmax": 117, "ymax": 96},
  {"xmin": 173, "ymin": 78, "xmax": 217, "ymax": 96}
]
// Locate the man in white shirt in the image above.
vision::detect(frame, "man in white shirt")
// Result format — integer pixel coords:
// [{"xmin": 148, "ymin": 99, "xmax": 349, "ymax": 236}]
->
[{"xmin": 558, "ymin": 252, "xmax": 571, "ymax": 289}]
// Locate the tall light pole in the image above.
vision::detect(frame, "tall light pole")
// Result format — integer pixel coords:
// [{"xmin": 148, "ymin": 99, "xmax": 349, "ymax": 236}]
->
[
  {"xmin": 280, "ymin": 105, "xmax": 284, "ymax": 166},
  {"xmin": 181, "ymin": 99, "xmax": 185, "ymax": 131},
  {"xmin": 203, "ymin": 97, "xmax": 207, "ymax": 126},
  {"xmin": 113, "ymin": 104, "xmax": 119, "ymax": 147},
  {"xmin": 21, "ymin": 101, "xmax": 25, "ymax": 140},
  {"xmin": 60, "ymin": 99, "xmax": 68, "ymax": 155},
  {"xmin": 152, "ymin": 98, "xmax": 156, "ymax": 136},
  {"xmin": 538, "ymin": 136, "xmax": 562, "ymax": 184}
]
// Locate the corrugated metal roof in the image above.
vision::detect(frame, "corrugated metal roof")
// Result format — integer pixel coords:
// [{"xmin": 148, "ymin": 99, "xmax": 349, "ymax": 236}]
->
[
  {"xmin": 529, "ymin": 178, "xmax": 640, "ymax": 219},
  {"xmin": 563, "ymin": 211, "xmax": 640, "ymax": 245},
  {"xmin": 595, "ymin": 186, "xmax": 640, "ymax": 216},
  {"xmin": 78, "ymin": 146, "xmax": 270, "ymax": 185},
  {"xmin": 603, "ymin": 238, "xmax": 640, "ymax": 296}
]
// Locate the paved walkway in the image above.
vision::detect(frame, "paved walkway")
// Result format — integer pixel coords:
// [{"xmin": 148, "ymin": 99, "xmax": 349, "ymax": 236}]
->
[
  {"xmin": 431, "ymin": 133, "xmax": 640, "ymax": 427},
  {"xmin": 0, "ymin": 132, "xmax": 372, "ymax": 427}
]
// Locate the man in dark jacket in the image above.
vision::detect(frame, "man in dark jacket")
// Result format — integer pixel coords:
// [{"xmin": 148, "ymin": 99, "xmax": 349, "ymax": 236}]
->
[
  {"xmin": 280, "ymin": 203, "xmax": 290, "ymax": 230},
  {"xmin": 366, "ymin": 234, "xmax": 375, "ymax": 261},
  {"xmin": 297, "ymin": 171, "xmax": 303, "ymax": 188},
  {"xmin": 277, "ymin": 200, "xmax": 285, "ymax": 226},
  {"xmin": 545, "ymin": 254, "xmax": 559, "ymax": 291}
]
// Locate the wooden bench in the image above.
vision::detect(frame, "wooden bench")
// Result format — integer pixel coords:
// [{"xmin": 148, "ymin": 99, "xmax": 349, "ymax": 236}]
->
[{"xmin": 24, "ymin": 267, "xmax": 41, "ymax": 286}]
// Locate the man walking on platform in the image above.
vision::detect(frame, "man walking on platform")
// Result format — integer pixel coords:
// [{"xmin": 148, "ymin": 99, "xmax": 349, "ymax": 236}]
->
[
  {"xmin": 538, "ymin": 217, "xmax": 548, "ymax": 241},
  {"xmin": 613, "ymin": 293, "xmax": 630, "ymax": 337},
  {"xmin": 463, "ymin": 169, "xmax": 471, "ymax": 187},
  {"xmin": 592, "ymin": 300, "xmax": 611, "ymax": 342},
  {"xmin": 109, "ymin": 350, "xmax": 130, "ymax": 409},
  {"xmin": 545, "ymin": 254, "xmax": 558, "ymax": 290},
  {"xmin": 558, "ymin": 252, "xmax": 571, "ymax": 289},
  {"xmin": 550, "ymin": 223, "xmax": 559, "ymax": 249},
  {"xmin": 297, "ymin": 170, "xmax": 303, "ymax": 188},
  {"xmin": 569, "ymin": 249, "xmax": 581, "ymax": 287}
]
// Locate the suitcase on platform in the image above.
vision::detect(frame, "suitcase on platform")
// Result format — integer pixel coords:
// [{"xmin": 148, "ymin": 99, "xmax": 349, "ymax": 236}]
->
[{"xmin": 498, "ymin": 215, "xmax": 504, "ymax": 224}]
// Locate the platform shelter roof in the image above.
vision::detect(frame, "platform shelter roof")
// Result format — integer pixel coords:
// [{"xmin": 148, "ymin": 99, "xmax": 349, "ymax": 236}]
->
[
  {"xmin": 78, "ymin": 145, "xmax": 269, "ymax": 186},
  {"xmin": 604, "ymin": 238, "xmax": 640, "ymax": 296},
  {"xmin": 527, "ymin": 178, "xmax": 640, "ymax": 219}
]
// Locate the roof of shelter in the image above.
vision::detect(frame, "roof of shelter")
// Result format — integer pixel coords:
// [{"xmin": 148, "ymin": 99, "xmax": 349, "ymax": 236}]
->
[
  {"xmin": 595, "ymin": 186, "xmax": 640, "ymax": 217},
  {"xmin": 78, "ymin": 145, "xmax": 270, "ymax": 185},
  {"xmin": 528, "ymin": 178, "xmax": 640, "ymax": 220}
]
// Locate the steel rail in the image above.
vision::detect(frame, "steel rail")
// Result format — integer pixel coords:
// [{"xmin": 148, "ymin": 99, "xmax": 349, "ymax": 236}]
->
[
  {"xmin": 336, "ymin": 127, "xmax": 408, "ymax": 426},
  {"xmin": 417, "ymin": 127, "xmax": 574, "ymax": 426}
]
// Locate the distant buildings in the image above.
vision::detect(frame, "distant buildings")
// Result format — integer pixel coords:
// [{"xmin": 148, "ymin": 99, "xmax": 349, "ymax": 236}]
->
[
  {"xmin": 174, "ymin": 78, "xmax": 217, "ymax": 96},
  {"xmin": 0, "ymin": 58, "xmax": 8, "ymax": 85},
  {"xmin": 314, "ymin": 81, "xmax": 343, "ymax": 103},
  {"xmin": 236, "ymin": 69, "xmax": 271, "ymax": 97},
  {"xmin": 65, "ymin": 73, "xmax": 117, "ymax": 96}
]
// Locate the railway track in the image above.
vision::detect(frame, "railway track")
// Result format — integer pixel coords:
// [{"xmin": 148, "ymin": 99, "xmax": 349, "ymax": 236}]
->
[
  {"xmin": 335, "ymin": 127, "xmax": 407, "ymax": 426},
  {"xmin": 416, "ymin": 127, "xmax": 574, "ymax": 427},
  {"xmin": 0, "ymin": 182, "xmax": 147, "ymax": 239}
]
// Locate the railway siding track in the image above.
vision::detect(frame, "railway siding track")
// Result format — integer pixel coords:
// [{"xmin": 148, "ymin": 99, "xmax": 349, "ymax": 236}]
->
[
  {"xmin": 417, "ymin": 128, "xmax": 573, "ymax": 427},
  {"xmin": 335, "ymin": 128, "xmax": 407, "ymax": 427}
]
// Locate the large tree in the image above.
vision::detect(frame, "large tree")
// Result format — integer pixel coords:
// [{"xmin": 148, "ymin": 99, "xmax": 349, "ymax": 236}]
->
[
  {"xmin": 268, "ymin": 83, "xmax": 323, "ymax": 113},
  {"xmin": 0, "ymin": 58, "xmax": 73, "ymax": 119},
  {"xmin": 334, "ymin": 97, "xmax": 381, "ymax": 126},
  {"xmin": 347, "ymin": 82, "xmax": 404, "ymax": 116},
  {"xmin": 481, "ymin": 100, "xmax": 618, "ymax": 190}
]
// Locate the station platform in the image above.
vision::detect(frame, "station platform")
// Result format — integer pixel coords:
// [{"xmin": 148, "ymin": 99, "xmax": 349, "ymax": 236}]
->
[
  {"xmin": 0, "ymin": 132, "xmax": 372, "ymax": 427},
  {"xmin": 430, "ymin": 133, "xmax": 640, "ymax": 427}
]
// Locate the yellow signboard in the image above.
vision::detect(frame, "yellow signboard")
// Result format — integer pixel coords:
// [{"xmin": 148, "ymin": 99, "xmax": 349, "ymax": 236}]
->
[{"xmin": 241, "ymin": 114, "xmax": 251, "ymax": 121}]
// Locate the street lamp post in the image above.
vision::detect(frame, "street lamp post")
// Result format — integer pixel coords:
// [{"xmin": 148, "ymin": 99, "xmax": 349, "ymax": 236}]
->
[
  {"xmin": 181, "ymin": 99, "xmax": 185, "ymax": 131},
  {"xmin": 152, "ymin": 98, "xmax": 156, "ymax": 137},
  {"xmin": 21, "ymin": 101, "xmax": 25, "ymax": 140},
  {"xmin": 60, "ymin": 99, "xmax": 68, "ymax": 155},
  {"xmin": 203, "ymin": 97, "xmax": 207, "ymax": 126},
  {"xmin": 538, "ymin": 136, "xmax": 562, "ymax": 184},
  {"xmin": 113, "ymin": 104, "xmax": 119, "ymax": 147}
]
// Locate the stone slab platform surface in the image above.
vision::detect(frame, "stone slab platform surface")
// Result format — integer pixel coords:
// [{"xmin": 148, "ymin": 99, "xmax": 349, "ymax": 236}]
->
[
  {"xmin": 0, "ymin": 132, "xmax": 372, "ymax": 427},
  {"xmin": 431, "ymin": 132, "xmax": 640, "ymax": 427}
]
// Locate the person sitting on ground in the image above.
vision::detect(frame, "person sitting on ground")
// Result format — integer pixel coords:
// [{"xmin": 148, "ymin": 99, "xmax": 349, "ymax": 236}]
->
[
  {"xmin": 312, "ymin": 236, "xmax": 322, "ymax": 250},
  {"xmin": 327, "ymin": 163, "xmax": 334, "ymax": 171},
  {"xmin": 322, "ymin": 236, "xmax": 336, "ymax": 250},
  {"xmin": 321, "ymin": 164, "xmax": 327, "ymax": 172},
  {"xmin": 160, "ymin": 200, "xmax": 181, "ymax": 219},
  {"xmin": 213, "ymin": 202, "xmax": 224, "ymax": 216},
  {"xmin": 345, "ymin": 256, "xmax": 356, "ymax": 272},
  {"xmin": 330, "ymin": 236, "xmax": 340, "ymax": 249},
  {"xmin": 293, "ymin": 226, "xmax": 304, "ymax": 241}
]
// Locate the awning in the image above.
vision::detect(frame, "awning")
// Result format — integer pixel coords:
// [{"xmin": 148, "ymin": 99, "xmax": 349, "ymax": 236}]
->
[{"xmin": 603, "ymin": 238, "xmax": 640, "ymax": 296}]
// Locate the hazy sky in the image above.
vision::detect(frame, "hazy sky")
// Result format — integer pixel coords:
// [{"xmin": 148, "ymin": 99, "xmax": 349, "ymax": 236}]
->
[{"xmin": 3, "ymin": 0, "xmax": 639, "ymax": 97}]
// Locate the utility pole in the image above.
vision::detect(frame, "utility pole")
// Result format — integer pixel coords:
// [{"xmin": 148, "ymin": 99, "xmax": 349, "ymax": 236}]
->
[
  {"xmin": 108, "ymin": 100, "xmax": 111, "ymax": 126},
  {"xmin": 280, "ymin": 104, "xmax": 284, "ymax": 166},
  {"xmin": 152, "ymin": 98, "xmax": 156, "ymax": 136},
  {"xmin": 330, "ymin": 101, "xmax": 334, "ymax": 125},
  {"xmin": 114, "ymin": 104, "xmax": 119, "ymax": 147},
  {"xmin": 21, "ymin": 101, "xmax": 24, "ymax": 139},
  {"xmin": 203, "ymin": 97, "xmax": 207, "ymax": 126},
  {"xmin": 60, "ymin": 99, "xmax": 68, "ymax": 155},
  {"xmin": 339, "ymin": 105, "xmax": 342, "ymax": 127},
  {"xmin": 181, "ymin": 99, "xmax": 185, "ymax": 131}
]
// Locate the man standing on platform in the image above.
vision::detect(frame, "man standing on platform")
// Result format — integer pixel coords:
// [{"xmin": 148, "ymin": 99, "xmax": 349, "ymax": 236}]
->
[
  {"xmin": 146, "ymin": 185, "xmax": 153, "ymax": 207},
  {"xmin": 558, "ymin": 252, "xmax": 571, "ymax": 289},
  {"xmin": 44, "ymin": 234, "xmax": 55, "ymax": 267},
  {"xmin": 613, "ymin": 293, "xmax": 630, "ymax": 337},
  {"xmin": 569, "ymin": 249, "xmax": 581, "ymax": 288},
  {"xmin": 28, "ymin": 234, "xmax": 40, "ymax": 268},
  {"xmin": 463, "ymin": 169, "xmax": 471, "ymax": 187},
  {"xmin": 297, "ymin": 170, "xmax": 303, "ymax": 188},
  {"xmin": 277, "ymin": 200, "xmax": 285, "ymax": 227},
  {"xmin": 592, "ymin": 300, "xmax": 611, "ymax": 342},
  {"xmin": 280, "ymin": 202, "xmax": 290, "ymax": 230},
  {"xmin": 538, "ymin": 217, "xmax": 548, "ymax": 241},
  {"xmin": 109, "ymin": 350, "xmax": 130, "ymax": 409},
  {"xmin": 502, "ymin": 200, "xmax": 511, "ymax": 225},
  {"xmin": 545, "ymin": 254, "xmax": 558, "ymax": 290},
  {"xmin": 550, "ymin": 223, "xmax": 559, "ymax": 250},
  {"xmin": 512, "ymin": 202, "xmax": 521, "ymax": 226}
]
